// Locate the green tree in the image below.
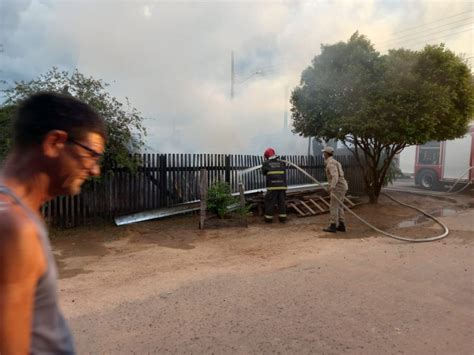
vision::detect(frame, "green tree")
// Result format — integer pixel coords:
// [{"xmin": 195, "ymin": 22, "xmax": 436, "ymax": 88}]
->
[
  {"xmin": 0, "ymin": 105, "xmax": 15, "ymax": 161},
  {"xmin": 1, "ymin": 67, "xmax": 146, "ymax": 170},
  {"xmin": 291, "ymin": 33, "xmax": 473, "ymax": 203}
]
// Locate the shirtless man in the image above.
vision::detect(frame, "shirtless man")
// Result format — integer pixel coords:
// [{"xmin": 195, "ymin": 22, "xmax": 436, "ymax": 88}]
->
[{"xmin": 0, "ymin": 92, "xmax": 106, "ymax": 354}]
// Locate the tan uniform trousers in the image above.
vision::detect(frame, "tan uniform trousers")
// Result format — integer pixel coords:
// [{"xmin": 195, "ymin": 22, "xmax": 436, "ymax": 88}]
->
[
  {"xmin": 330, "ymin": 185, "xmax": 348, "ymax": 225},
  {"xmin": 325, "ymin": 156, "xmax": 348, "ymax": 226}
]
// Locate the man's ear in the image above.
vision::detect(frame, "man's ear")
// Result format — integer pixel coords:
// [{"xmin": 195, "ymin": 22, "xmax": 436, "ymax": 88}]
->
[{"xmin": 42, "ymin": 130, "xmax": 69, "ymax": 158}]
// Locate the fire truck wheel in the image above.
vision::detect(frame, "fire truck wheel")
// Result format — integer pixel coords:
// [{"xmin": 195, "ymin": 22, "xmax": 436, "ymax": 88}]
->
[{"xmin": 418, "ymin": 170, "xmax": 438, "ymax": 190}]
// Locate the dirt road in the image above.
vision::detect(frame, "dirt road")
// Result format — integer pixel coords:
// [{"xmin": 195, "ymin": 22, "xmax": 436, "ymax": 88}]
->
[{"xmin": 53, "ymin": 191, "xmax": 474, "ymax": 354}]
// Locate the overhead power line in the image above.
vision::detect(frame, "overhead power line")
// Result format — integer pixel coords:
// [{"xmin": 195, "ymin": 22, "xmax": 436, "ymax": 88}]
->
[
  {"xmin": 381, "ymin": 27, "xmax": 473, "ymax": 50},
  {"xmin": 380, "ymin": 24, "xmax": 473, "ymax": 49},
  {"xmin": 380, "ymin": 16, "xmax": 473, "ymax": 45},
  {"xmin": 389, "ymin": 10, "xmax": 473, "ymax": 36}
]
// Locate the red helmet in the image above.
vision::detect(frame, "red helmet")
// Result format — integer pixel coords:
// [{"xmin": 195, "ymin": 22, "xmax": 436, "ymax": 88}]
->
[{"xmin": 264, "ymin": 147, "xmax": 276, "ymax": 159}]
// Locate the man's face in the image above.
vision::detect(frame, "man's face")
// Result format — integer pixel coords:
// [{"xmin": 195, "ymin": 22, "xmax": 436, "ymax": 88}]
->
[{"xmin": 57, "ymin": 132, "xmax": 106, "ymax": 195}]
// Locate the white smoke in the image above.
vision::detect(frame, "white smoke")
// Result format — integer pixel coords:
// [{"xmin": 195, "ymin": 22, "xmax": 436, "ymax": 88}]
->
[{"xmin": 1, "ymin": 0, "xmax": 472, "ymax": 154}]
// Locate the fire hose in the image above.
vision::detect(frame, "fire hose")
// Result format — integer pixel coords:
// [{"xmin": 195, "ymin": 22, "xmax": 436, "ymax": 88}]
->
[{"xmin": 238, "ymin": 160, "xmax": 455, "ymax": 243}]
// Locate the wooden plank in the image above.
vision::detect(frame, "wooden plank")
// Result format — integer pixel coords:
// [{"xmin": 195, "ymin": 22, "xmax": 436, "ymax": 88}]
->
[
  {"xmin": 148, "ymin": 154, "xmax": 152, "ymax": 209},
  {"xmin": 207, "ymin": 154, "xmax": 211, "ymax": 186},
  {"xmin": 195, "ymin": 154, "xmax": 198, "ymax": 200},
  {"xmin": 220, "ymin": 154, "xmax": 225, "ymax": 182},
  {"xmin": 190, "ymin": 154, "xmax": 194, "ymax": 201},
  {"xmin": 211, "ymin": 154, "xmax": 216, "ymax": 185},
  {"xmin": 300, "ymin": 200, "xmax": 316, "ymax": 215},
  {"xmin": 109, "ymin": 172, "xmax": 114, "ymax": 218},
  {"xmin": 239, "ymin": 182, "xmax": 247, "ymax": 227},
  {"xmin": 57, "ymin": 196, "xmax": 63, "ymax": 228},
  {"xmin": 146, "ymin": 154, "xmax": 151, "ymax": 209},
  {"xmin": 251, "ymin": 155, "xmax": 256, "ymax": 190},
  {"xmin": 82, "ymin": 187, "xmax": 87, "ymax": 223},
  {"xmin": 180, "ymin": 153, "xmax": 185, "ymax": 203},
  {"xmin": 172, "ymin": 153, "xmax": 176, "ymax": 205},
  {"xmin": 77, "ymin": 195, "xmax": 82, "ymax": 226},
  {"xmin": 161, "ymin": 154, "xmax": 167, "ymax": 207},
  {"xmin": 225, "ymin": 154, "xmax": 230, "ymax": 185},
  {"xmin": 318, "ymin": 196, "xmax": 331, "ymax": 208},
  {"xmin": 308, "ymin": 198, "xmax": 326, "ymax": 212},
  {"xmin": 184, "ymin": 154, "xmax": 188, "ymax": 203},
  {"xmin": 156, "ymin": 155, "xmax": 160, "ymax": 208},
  {"xmin": 236, "ymin": 155, "xmax": 240, "ymax": 192},
  {"xmin": 143, "ymin": 154, "xmax": 148, "ymax": 209},
  {"xmin": 155, "ymin": 154, "xmax": 159, "ymax": 208},
  {"xmin": 71, "ymin": 194, "xmax": 75, "ymax": 227},
  {"xmin": 344, "ymin": 196, "xmax": 355, "ymax": 207},
  {"xmin": 199, "ymin": 168, "xmax": 208, "ymax": 229},
  {"xmin": 247, "ymin": 155, "xmax": 252, "ymax": 190},
  {"xmin": 140, "ymin": 154, "xmax": 145, "ymax": 210},
  {"xmin": 289, "ymin": 202, "xmax": 307, "ymax": 217},
  {"xmin": 118, "ymin": 168, "xmax": 123, "ymax": 213},
  {"xmin": 211, "ymin": 154, "xmax": 215, "ymax": 186},
  {"xmin": 127, "ymin": 163, "xmax": 132, "ymax": 212},
  {"xmin": 65, "ymin": 195, "xmax": 70, "ymax": 228},
  {"xmin": 48, "ymin": 200, "xmax": 52, "ymax": 224}
]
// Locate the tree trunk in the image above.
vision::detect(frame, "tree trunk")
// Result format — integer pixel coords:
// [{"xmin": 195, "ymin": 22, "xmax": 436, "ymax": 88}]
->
[
  {"xmin": 363, "ymin": 165, "xmax": 385, "ymax": 204},
  {"xmin": 367, "ymin": 187, "xmax": 379, "ymax": 203}
]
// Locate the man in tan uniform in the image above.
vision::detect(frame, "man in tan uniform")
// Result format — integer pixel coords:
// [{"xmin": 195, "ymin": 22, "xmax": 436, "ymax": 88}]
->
[{"xmin": 322, "ymin": 146, "xmax": 348, "ymax": 233}]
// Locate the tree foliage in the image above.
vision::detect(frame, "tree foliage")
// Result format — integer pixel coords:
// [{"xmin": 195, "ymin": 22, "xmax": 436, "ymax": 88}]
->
[
  {"xmin": 291, "ymin": 33, "xmax": 474, "ymax": 202},
  {"xmin": 0, "ymin": 105, "xmax": 15, "ymax": 161},
  {"xmin": 1, "ymin": 67, "xmax": 147, "ymax": 170}
]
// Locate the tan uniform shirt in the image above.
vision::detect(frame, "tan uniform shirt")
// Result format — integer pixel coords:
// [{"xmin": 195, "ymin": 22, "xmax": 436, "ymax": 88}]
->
[{"xmin": 325, "ymin": 156, "xmax": 348, "ymax": 190}]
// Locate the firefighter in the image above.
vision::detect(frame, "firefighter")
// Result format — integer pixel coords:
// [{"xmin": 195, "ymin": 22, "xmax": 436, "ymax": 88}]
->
[
  {"xmin": 262, "ymin": 147, "xmax": 287, "ymax": 223},
  {"xmin": 322, "ymin": 146, "xmax": 348, "ymax": 233}
]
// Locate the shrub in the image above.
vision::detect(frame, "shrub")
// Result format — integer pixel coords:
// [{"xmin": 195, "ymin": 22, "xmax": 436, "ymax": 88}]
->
[{"xmin": 207, "ymin": 181, "xmax": 238, "ymax": 218}]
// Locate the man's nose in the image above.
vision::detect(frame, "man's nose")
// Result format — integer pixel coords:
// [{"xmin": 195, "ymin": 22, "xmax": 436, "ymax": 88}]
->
[{"xmin": 89, "ymin": 161, "xmax": 101, "ymax": 177}]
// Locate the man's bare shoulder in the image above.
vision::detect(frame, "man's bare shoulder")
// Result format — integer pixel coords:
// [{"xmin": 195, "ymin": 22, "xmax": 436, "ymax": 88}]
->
[
  {"xmin": 0, "ymin": 198, "xmax": 44, "ymax": 280},
  {"xmin": 0, "ymin": 198, "xmax": 36, "ymax": 239}
]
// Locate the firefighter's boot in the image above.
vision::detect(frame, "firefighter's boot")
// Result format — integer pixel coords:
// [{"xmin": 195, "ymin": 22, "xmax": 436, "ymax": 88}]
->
[
  {"xmin": 337, "ymin": 222, "xmax": 346, "ymax": 232},
  {"xmin": 323, "ymin": 223, "xmax": 337, "ymax": 233}
]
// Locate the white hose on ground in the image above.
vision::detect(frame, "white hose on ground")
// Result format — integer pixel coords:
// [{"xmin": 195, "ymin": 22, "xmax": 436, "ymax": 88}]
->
[
  {"xmin": 444, "ymin": 166, "xmax": 473, "ymax": 194},
  {"xmin": 384, "ymin": 166, "xmax": 473, "ymax": 197},
  {"xmin": 238, "ymin": 160, "xmax": 450, "ymax": 243}
]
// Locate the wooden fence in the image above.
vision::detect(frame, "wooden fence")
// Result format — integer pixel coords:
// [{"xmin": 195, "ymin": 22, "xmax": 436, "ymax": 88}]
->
[{"xmin": 42, "ymin": 153, "xmax": 365, "ymax": 228}]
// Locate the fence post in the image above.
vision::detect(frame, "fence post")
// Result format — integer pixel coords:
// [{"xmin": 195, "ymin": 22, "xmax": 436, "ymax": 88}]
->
[
  {"xmin": 199, "ymin": 168, "xmax": 208, "ymax": 229},
  {"xmin": 225, "ymin": 154, "xmax": 231, "ymax": 185},
  {"xmin": 239, "ymin": 182, "xmax": 247, "ymax": 227},
  {"xmin": 159, "ymin": 154, "xmax": 167, "ymax": 207}
]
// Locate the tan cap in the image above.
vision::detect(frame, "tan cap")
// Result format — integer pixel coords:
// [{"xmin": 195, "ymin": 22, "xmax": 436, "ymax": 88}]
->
[{"xmin": 322, "ymin": 146, "xmax": 335, "ymax": 154}]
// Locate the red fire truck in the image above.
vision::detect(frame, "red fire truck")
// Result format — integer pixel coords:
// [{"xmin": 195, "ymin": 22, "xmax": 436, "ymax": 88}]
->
[{"xmin": 414, "ymin": 124, "xmax": 474, "ymax": 189}]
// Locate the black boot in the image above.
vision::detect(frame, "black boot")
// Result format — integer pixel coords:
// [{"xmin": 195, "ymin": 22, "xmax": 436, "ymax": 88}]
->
[
  {"xmin": 337, "ymin": 222, "xmax": 346, "ymax": 232},
  {"xmin": 323, "ymin": 223, "xmax": 337, "ymax": 233}
]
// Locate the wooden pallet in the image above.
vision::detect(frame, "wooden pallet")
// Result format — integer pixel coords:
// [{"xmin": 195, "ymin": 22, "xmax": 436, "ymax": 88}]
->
[{"xmin": 289, "ymin": 195, "xmax": 356, "ymax": 217}]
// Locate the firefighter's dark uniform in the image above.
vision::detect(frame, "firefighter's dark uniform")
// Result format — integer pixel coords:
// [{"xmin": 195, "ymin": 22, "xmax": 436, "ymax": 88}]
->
[{"xmin": 262, "ymin": 157, "xmax": 287, "ymax": 222}]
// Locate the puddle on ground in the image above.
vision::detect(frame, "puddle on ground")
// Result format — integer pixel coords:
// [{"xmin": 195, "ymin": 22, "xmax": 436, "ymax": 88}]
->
[{"xmin": 396, "ymin": 208, "xmax": 459, "ymax": 228}]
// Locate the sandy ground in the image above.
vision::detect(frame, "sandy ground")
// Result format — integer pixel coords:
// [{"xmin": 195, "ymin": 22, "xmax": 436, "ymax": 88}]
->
[{"xmin": 52, "ymin": 190, "xmax": 474, "ymax": 354}]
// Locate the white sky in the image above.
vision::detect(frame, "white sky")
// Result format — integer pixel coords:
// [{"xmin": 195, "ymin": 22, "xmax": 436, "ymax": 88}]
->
[{"xmin": 1, "ymin": 0, "xmax": 472, "ymax": 154}]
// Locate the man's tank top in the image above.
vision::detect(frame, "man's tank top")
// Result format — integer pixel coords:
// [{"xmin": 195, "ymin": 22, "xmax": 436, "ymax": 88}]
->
[{"xmin": 0, "ymin": 186, "xmax": 75, "ymax": 354}]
